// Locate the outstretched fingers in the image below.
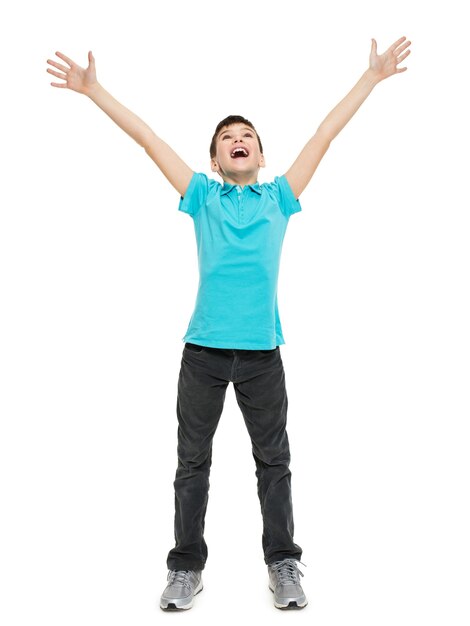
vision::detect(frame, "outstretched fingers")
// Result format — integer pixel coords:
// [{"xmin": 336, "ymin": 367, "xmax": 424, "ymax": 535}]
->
[
  {"xmin": 47, "ymin": 67, "xmax": 66, "ymax": 80},
  {"xmin": 47, "ymin": 59, "xmax": 69, "ymax": 73},
  {"xmin": 386, "ymin": 37, "xmax": 411, "ymax": 74},
  {"xmin": 387, "ymin": 36, "xmax": 407, "ymax": 55},
  {"xmin": 54, "ymin": 51, "xmax": 75, "ymax": 67},
  {"xmin": 46, "ymin": 63, "xmax": 67, "ymax": 86},
  {"xmin": 395, "ymin": 39, "xmax": 411, "ymax": 57},
  {"xmin": 396, "ymin": 49, "xmax": 411, "ymax": 65},
  {"xmin": 47, "ymin": 52, "xmax": 75, "ymax": 88}
]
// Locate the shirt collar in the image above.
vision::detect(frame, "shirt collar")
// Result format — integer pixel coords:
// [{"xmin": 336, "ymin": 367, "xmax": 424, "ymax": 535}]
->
[{"xmin": 221, "ymin": 181, "xmax": 262, "ymax": 196}]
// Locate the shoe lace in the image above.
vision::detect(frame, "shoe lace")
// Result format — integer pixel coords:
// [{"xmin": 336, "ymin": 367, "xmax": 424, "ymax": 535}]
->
[
  {"xmin": 270, "ymin": 559, "xmax": 306, "ymax": 585},
  {"xmin": 167, "ymin": 570, "xmax": 193, "ymax": 589}
]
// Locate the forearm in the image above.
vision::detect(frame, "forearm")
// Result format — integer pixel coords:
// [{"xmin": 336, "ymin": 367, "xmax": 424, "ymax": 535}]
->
[
  {"xmin": 86, "ymin": 82, "xmax": 193, "ymax": 196},
  {"xmin": 284, "ymin": 69, "xmax": 381, "ymax": 197},
  {"xmin": 86, "ymin": 82, "xmax": 153, "ymax": 147},
  {"xmin": 318, "ymin": 69, "xmax": 381, "ymax": 142}
]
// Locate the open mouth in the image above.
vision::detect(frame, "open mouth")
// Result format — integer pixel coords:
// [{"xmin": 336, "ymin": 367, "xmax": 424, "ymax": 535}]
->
[{"xmin": 231, "ymin": 147, "xmax": 249, "ymax": 158}]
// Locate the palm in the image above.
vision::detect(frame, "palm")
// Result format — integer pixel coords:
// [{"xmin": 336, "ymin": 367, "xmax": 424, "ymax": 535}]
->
[
  {"xmin": 47, "ymin": 51, "xmax": 97, "ymax": 94},
  {"xmin": 369, "ymin": 36, "xmax": 411, "ymax": 81}
]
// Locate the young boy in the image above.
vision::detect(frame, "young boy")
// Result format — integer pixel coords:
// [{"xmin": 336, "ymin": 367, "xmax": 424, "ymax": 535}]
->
[{"xmin": 47, "ymin": 35, "xmax": 411, "ymax": 611}]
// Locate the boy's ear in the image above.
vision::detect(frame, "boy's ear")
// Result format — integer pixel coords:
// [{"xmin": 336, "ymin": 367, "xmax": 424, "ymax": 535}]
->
[
  {"xmin": 259, "ymin": 154, "xmax": 266, "ymax": 168},
  {"xmin": 211, "ymin": 159, "xmax": 223, "ymax": 179}
]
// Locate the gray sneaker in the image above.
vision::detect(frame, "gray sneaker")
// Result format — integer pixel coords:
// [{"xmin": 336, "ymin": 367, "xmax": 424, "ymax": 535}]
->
[
  {"xmin": 160, "ymin": 569, "xmax": 203, "ymax": 610},
  {"xmin": 268, "ymin": 559, "xmax": 308, "ymax": 609}
]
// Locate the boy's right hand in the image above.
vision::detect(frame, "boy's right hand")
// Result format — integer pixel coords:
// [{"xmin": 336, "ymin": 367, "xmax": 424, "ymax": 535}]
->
[{"xmin": 47, "ymin": 51, "xmax": 98, "ymax": 96}]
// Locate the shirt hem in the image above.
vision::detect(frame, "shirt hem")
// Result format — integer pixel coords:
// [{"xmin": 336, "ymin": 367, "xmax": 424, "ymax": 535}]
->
[{"xmin": 182, "ymin": 337, "xmax": 285, "ymax": 350}]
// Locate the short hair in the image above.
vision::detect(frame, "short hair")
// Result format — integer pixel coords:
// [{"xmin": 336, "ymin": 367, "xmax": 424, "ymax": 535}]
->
[{"xmin": 209, "ymin": 115, "xmax": 263, "ymax": 159}]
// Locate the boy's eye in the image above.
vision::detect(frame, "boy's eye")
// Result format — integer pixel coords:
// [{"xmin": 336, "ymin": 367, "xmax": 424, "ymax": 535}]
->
[{"xmin": 244, "ymin": 133, "xmax": 253, "ymax": 137}]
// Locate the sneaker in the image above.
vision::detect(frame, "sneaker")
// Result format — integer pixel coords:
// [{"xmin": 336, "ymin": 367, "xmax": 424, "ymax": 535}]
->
[
  {"xmin": 159, "ymin": 569, "xmax": 203, "ymax": 611},
  {"xmin": 268, "ymin": 559, "xmax": 308, "ymax": 609}
]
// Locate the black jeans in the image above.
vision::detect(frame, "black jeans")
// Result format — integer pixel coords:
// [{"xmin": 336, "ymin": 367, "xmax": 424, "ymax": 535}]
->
[{"xmin": 166, "ymin": 342, "xmax": 302, "ymax": 571}]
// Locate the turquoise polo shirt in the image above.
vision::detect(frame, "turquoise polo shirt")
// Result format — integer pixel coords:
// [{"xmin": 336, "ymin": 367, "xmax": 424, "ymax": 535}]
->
[{"xmin": 178, "ymin": 172, "xmax": 302, "ymax": 349}]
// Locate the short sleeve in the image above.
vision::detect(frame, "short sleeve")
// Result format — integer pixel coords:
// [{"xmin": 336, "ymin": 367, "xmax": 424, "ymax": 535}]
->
[
  {"xmin": 274, "ymin": 175, "xmax": 302, "ymax": 217},
  {"xmin": 178, "ymin": 172, "xmax": 210, "ymax": 218}
]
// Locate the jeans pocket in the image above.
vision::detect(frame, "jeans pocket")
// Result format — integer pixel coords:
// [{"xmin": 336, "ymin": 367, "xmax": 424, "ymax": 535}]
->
[{"xmin": 185, "ymin": 342, "xmax": 205, "ymax": 353}]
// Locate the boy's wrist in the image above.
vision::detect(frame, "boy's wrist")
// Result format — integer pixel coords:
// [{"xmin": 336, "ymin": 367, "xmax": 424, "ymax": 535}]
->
[
  {"xmin": 84, "ymin": 81, "xmax": 101, "ymax": 99},
  {"xmin": 363, "ymin": 68, "xmax": 383, "ymax": 88}
]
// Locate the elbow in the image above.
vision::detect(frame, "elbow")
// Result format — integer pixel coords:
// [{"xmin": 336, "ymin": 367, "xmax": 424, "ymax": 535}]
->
[
  {"xmin": 141, "ymin": 130, "xmax": 156, "ymax": 153},
  {"xmin": 315, "ymin": 124, "xmax": 334, "ymax": 147}
]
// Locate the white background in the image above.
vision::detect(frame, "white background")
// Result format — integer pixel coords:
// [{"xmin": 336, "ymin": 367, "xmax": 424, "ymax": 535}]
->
[{"xmin": 1, "ymin": 0, "xmax": 469, "ymax": 624}]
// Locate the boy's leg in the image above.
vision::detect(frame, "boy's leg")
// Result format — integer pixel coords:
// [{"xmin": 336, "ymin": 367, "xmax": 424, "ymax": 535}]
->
[
  {"xmin": 166, "ymin": 343, "xmax": 230, "ymax": 572},
  {"xmin": 233, "ymin": 347, "xmax": 302, "ymax": 564}
]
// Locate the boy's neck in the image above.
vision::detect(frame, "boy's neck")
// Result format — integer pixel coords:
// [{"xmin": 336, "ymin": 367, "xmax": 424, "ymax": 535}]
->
[{"xmin": 221, "ymin": 172, "xmax": 259, "ymax": 187}]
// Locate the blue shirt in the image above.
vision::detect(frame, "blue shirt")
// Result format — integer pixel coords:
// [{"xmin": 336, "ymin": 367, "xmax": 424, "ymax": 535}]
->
[{"xmin": 178, "ymin": 172, "xmax": 302, "ymax": 349}]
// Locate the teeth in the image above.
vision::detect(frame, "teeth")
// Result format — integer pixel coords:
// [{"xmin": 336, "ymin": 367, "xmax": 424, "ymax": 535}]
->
[{"xmin": 231, "ymin": 148, "xmax": 248, "ymax": 157}]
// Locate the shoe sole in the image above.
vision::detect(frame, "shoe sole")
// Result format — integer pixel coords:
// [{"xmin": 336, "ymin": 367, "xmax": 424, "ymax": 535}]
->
[
  {"xmin": 269, "ymin": 585, "xmax": 308, "ymax": 610},
  {"xmin": 160, "ymin": 581, "xmax": 203, "ymax": 611}
]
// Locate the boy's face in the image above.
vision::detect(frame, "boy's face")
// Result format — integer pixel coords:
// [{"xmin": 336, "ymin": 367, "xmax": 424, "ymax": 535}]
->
[{"xmin": 211, "ymin": 123, "xmax": 265, "ymax": 184}]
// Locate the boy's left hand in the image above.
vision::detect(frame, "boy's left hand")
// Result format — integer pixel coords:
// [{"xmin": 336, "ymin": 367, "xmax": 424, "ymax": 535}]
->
[{"xmin": 369, "ymin": 36, "xmax": 411, "ymax": 82}]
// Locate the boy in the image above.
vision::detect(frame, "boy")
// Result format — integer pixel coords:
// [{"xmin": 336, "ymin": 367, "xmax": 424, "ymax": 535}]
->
[{"xmin": 46, "ymin": 35, "xmax": 411, "ymax": 611}]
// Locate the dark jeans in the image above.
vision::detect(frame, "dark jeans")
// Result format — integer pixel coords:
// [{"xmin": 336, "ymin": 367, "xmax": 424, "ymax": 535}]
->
[{"xmin": 166, "ymin": 342, "xmax": 302, "ymax": 571}]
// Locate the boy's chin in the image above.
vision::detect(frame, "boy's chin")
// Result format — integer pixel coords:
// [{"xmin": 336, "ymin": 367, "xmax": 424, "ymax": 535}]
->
[
  {"xmin": 227, "ymin": 163, "xmax": 258, "ymax": 175},
  {"xmin": 214, "ymin": 163, "xmax": 260, "ymax": 182}
]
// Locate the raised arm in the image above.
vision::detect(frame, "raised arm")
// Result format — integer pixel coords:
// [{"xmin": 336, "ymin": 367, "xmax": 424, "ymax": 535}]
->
[
  {"xmin": 284, "ymin": 36, "xmax": 411, "ymax": 199},
  {"xmin": 47, "ymin": 51, "xmax": 194, "ymax": 197}
]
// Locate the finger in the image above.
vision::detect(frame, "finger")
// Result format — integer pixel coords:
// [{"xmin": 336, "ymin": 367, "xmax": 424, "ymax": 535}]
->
[
  {"xmin": 55, "ymin": 51, "xmax": 75, "ymax": 67},
  {"xmin": 396, "ymin": 67, "xmax": 408, "ymax": 73},
  {"xmin": 371, "ymin": 38, "xmax": 377, "ymax": 56},
  {"xmin": 396, "ymin": 49, "xmax": 411, "ymax": 65},
  {"xmin": 386, "ymin": 36, "xmax": 407, "ymax": 54},
  {"xmin": 395, "ymin": 40, "xmax": 411, "ymax": 57},
  {"xmin": 47, "ymin": 68, "xmax": 67, "ymax": 80},
  {"xmin": 50, "ymin": 81, "xmax": 68, "ymax": 88},
  {"xmin": 47, "ymin": 59, "xmax": 69, "ymax": 73}
]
